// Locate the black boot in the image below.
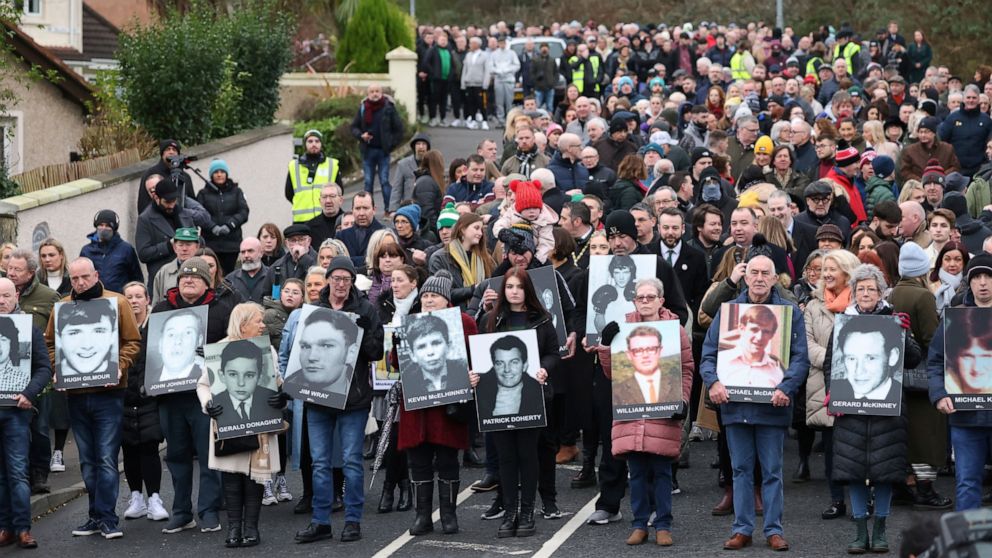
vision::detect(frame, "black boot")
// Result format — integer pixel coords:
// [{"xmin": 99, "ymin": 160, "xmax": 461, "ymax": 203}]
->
[
  {"xmin": 497, "ymin": 512, "xmax": 517, "ymax": 538},
  {"xmin": 516, "ymin": 500, "xmax": 536, "ymax": 537},
  {"xmin": 409, "ymin": 481, "xmax": 434, "ymax": 536},
  {"xmin": 462, "ymin": 448, "xmax": 485, "ymax": 468},
  {"xmin": 29, "ymin": 469, "xmax": 49, "ymax": 495},
  {"xmin": 223, "ymin": 475, "xmax": 244, "ymax": 548},
  {"xmin": 332, "ymin": 468, "xmax": 345, "ymax": 512},
  {"xmin": 242, "ymin": 480, "xmax": 263, "ymax": 547},
  {"xmin": 396, "ymin": 479, "xmax": 412, "ymax": 511},
  {"xmin": 571, "ymin": 460, "xmax": 597, "ymax": 489},
  {"xmin": 914, "ymin": 480, "xmax": 953, "ymax": 510},
  {"xmin": 846, "ymin": 517, "xmax": 869, "ymax": 554},
  {"xmin": 870, "ymin": 516, "xmax": 889, "ymax": 552},
  {"xmin": 438, "ymin": 479, "xmax": 459, "ymax": 534},
  {"xmin": 295, "ymin": 464, "xmax": 313, "ymax": 514},
  {"xmin": 378, "ymin": 481, "xmax": 396, "ymax": 513},
  {"xmin": 822, "ymin": 500, "xmax": 846, "ymax": 520},
  {"xmin": 792, "ymin": 458, "xmax": 810, "ymax": 483}
]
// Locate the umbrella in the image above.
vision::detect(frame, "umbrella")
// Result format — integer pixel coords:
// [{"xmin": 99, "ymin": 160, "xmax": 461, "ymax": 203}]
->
[{"xmin": 369, "ymin": 381, "xmax": 402, "ymax": 488}]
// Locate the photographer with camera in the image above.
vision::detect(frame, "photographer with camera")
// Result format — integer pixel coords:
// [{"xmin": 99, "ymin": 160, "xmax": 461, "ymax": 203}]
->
[{"xmin": 139, "ymin": 139, "xmax": 197, "ymax": 214}]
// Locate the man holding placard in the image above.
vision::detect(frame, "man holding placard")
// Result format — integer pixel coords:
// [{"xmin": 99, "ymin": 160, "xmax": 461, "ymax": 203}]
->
[
  {"xmin": 929, "ymin": 254, "xmax": 992, "ymax": 511},
  {"xmin": 700, "ymin": 255, "xmax": 809, "ymax": 552},
  {"xmin": 46, "ymin": 258, "xmax": 141, "ymax": 540},
  {"xmin": 0, "ymin": 278, "xmax": 51, "ymax": 548}
]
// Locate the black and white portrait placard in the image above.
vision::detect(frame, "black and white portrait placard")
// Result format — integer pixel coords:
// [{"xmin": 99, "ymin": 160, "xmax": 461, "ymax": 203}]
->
[
  {"xmin": 943, "ymin": 307, "xmax": 992, "ymax": 410},
  {"xmin": 470, "ymin": 330, "xmax": 546, "ymax": 432},
  {"xmin": 145, "ymin": 306, "xmax": 209, "ymax": 396},
  {"xmin": 54, "ymin": 298, "xmax": 119, "ymax": 389},
  {"xmin": 716, "ymin": 303, "xmax": 793, "ymax": 403},
  {"xmin": 828, "ymin": 315, "xmax": 904, "ymax": 416},
  {"xmin": 529, "ymin": 266, "xmax": 569, "ymax": 356},
  {"xmin": 585, "ymin": 255, "xmax": 657, "ymax": 345},
  {"xmin": 610, "ymin": 320, "xmax": 683, "ymax": 420},
  {"xmin": 0, "ymin": 314, "xmax": 34, "ymax": 406},
  {"xmin": 205, "ymin": 335, "xmax": 283, "ymax": 440},
  {"xmin": 372, "ymin": 325, "xmax": 399, "ymax": 391},
  {"xmin": 282, "ymin": 304, "xmax": 364, "ymax": 409},
  {"xmin": 398, "ymin": 307, "xmax": 472, "ymax": 410}
]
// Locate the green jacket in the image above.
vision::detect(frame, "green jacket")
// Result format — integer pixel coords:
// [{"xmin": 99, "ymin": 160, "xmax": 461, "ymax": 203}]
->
[
  {"xmin": 864, "ymin": 176, "xmax": 896, "ymax": 221},
  {"xmin": 965, "ymin": 176, "xmax": 992, "ymax": 219},
  {"xmin": 19, "ymin": 276, "xmax": 60, "ymax": 330}
]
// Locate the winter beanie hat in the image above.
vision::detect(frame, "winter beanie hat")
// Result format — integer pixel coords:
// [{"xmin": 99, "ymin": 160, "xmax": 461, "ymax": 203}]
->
[
  {"xmin": 898, "ymin": 242, "xmax": 930, "ymax": 278},
  {"xmin": 922, "ymin": 158, "xmax": 946, "ymax": 185},
  {"xmin": 394, "ymin": 204, "xmax": 422, "ymax": 231},
  {"xmin": 421, "ymin": 270, "xmax": 453, "ymax": 302},
  {"xmin": 511, "ymin": 180, "xmax": 544, "ymax": 213},
  {"xmin": 436, "ymin": 202, "xmax": 459, "ymax": 230},
  {"xmin": 498, "ymin": 223, "xmax": 537, "ymax": 254}
]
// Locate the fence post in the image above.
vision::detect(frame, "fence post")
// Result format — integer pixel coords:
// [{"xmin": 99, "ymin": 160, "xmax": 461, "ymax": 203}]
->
[{"xmin": 386, "ymin": 46, "xmax": 418, "ymax": 126}]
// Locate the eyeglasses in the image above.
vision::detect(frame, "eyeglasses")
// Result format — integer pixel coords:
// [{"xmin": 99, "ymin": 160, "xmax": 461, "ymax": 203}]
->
[
  {"xmin": 329, "ymin": 276, "xmax": 352, "ymax": 284},
  {"xmin": 808, "ymin": 196, "xmax": 831, "ymax": 203},
  {"xmin": 855, "ymin": 286, "xmax": 879, "ymax": 294},
  {"xmin": 634, "ymin": 295, "xmax": 659, "ymax": 302},
  {"xmin": 628, "ymin": 346, "xmax": 660, "ymax": 356}
]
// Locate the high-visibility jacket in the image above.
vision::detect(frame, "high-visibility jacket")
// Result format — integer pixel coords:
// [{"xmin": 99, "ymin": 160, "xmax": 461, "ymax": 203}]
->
[
  {"xmin": 568, "ymin": 55, "xmax": 601, "ymax": 94},
  {"xmin": 805, "ymin": 56, "xmax": 823, "ymax": 79},
  {"xmin": 289, "ymin": 157, "xmax": 338, "ymax": 223},
  {"xmin": 833, "ymin": 42, "xmax": 861, "ymax": 74},
  {"xmin": 730, "ymin": 51, "xmax": 750, "ymax": 80}
]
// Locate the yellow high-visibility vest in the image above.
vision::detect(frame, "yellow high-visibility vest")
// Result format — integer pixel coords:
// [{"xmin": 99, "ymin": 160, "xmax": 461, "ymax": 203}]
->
[
  {"xmin": 730, "ymin": 51, "xmax": 750, "ymax": 80},
  {"xmin": 289, "ymin": 157, "xmax": 338, "ymax": 223},
  {"xmin": 568, "ymin": 55, "xmax": 601, "ymax": 94}
]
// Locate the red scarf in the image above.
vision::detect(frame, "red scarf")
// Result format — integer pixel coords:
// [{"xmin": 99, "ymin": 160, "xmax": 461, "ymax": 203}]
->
[{"xmin": 363, "ymin": 97, "xmax": 386, "ymax": 126}]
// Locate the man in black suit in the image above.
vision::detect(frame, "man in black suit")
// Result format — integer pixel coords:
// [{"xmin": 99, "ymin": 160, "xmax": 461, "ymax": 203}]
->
[
  {"xmin": 559, "ymin": 202, "xmax": 596, "ymax": 270},
  {"xmin": 656, "ymin": 208, "xmax": 709, "ymax": 315},
  {"xmin": 475, "ymin": 335, "xmax": 544, "ymax": 420},
  {"xmin": 830, "ymin": 316, "xmax": 903, "ymax": 403},
  {"xmin": 768, "ymin": 190, "xmax": 817, "ymax": 272},
  {"xmin": 612, "ymin": 325, "xmax": 680, "ymax": 407},
  {"xmin": 211, "ymin": 340, "xmax": 279, "ymax": 431}
]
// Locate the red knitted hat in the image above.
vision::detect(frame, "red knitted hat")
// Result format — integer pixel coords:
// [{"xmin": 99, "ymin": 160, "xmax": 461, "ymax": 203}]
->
[
  {"xmin": 511, "ymin": 179, "xmax": 544, "ymax": 213},
  {"xmin": 835, "ymin": 146, "xmax": 860, "ymax": 167},
  {"xmin": 922, "ymin": 158, "xmax": 946, "ymax": 185}
]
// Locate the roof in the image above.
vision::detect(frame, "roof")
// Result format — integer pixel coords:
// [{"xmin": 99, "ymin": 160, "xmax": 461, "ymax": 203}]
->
[
  {"xmin": 2, "ymin": 20, "xmax": 94, "ymax": 110},
  {"xmin": 58, "ymin": 2, "xmax": 120, "ymax": 61}
]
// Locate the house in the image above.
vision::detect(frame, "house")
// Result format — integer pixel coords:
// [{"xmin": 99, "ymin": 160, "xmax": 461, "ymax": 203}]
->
[
  {"xmin": 19, "ymin": 0, "xmax": 125, "ymax": 80},
  {"xmin": 0, "ymin": 20, "xmax": 94, "ymax": 175}
]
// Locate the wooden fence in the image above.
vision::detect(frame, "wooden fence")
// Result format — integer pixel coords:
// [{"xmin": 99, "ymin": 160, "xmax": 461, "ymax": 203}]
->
[{"xmin": 11, "ymin": 148, "xmax": 144, "ymax": 193}]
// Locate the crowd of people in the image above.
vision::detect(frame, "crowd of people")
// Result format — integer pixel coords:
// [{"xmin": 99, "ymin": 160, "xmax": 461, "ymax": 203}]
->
[{"xmin": 2, "ymin": 16, "xmax": 992, "ymax": 557}]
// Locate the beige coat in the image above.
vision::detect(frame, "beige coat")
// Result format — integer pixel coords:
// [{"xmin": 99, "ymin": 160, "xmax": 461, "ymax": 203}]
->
[
  {"xmin": 803, "ymin": 291, "xmax": 836, "ymax": 429},
  {"xmin": 196, "ymin": 345, "xmax": 284, "ymax": 484}
]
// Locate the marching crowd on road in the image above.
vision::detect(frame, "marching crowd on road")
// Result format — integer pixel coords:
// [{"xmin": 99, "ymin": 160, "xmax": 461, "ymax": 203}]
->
[{"xmin": 4, "ymin": 15, "xmax": 992, "ymax": 557}]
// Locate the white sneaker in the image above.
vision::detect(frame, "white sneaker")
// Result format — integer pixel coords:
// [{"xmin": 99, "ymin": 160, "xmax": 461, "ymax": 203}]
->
[
  {"xmin": 123, "ymin": 491, "xmax": 147, "ymax": 519},
  {"xmin": 467, "ymin": 119, "xmax": 479, "ymax": 130},
  {"xmin": 451, "ymin": 119, "xmax": 463, "ymax": 128},
  {"xmin": 419, "ymin": 113, "xmax": 429, "ymax": 124},
  {"xmin": 50, "ymin": 449, "xmax": 65, "ymax": 472},
  {"xmin": 262, "ymin": 480, "xmax": 277, "ymax": 506},
  {"xmin": 481, "ymin": 120, "xmax": 490, "ymax": 130},
  {"xmin": 429, "ymin": 117, "xmax": 440, "ymax": 127},
  {"xmin": 586, "ymin": 509, "xmax": 623, "ymax": 525},
  {"xmin": 146, "ymin": 493, "xmax": 169, "ymax": 521},
  {"xmin": 275, "ymin": 475, "xmax": 293, "ymax": 502}
]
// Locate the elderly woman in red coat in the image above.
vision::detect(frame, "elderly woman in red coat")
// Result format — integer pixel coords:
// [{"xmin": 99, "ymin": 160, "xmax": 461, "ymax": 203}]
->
[
  {"xmin": 598, "ymin": 277, "xmax": 694, "ymax": 547},
  {"xmin": 397, "ymin": 270, "xmax": 477, "ymax": 537}
]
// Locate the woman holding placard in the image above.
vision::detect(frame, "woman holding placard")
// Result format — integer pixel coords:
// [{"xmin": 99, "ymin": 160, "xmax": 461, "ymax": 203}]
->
[
  {"xmin": 830, "ymin": 264, "xmax": 919, "ymax": 553},
  {"xmin": 803, "ymin": 249, "xmax": 860, "ymax": 520},
  {"xmin": 470, "ymin": 266, "xmax": 558, "ymax": 539},
  {"xmin": 598, "ymin": 277, "xmax": 694, "ymax": 547}
]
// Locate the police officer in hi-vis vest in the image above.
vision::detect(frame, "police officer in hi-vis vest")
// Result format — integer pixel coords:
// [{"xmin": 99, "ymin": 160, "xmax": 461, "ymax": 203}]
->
[{"xmin": 285, "ymin": 129, "xmax": 340, "ymax": 223}]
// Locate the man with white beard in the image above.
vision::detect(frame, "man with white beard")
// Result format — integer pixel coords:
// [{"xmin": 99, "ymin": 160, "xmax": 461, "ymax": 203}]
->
[{"xmin": 225, "ymin": 237, "xmax": 273, "ymax": 304}]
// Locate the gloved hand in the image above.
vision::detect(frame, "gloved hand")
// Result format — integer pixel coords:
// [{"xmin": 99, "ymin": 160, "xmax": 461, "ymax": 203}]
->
[
  {"xmin": 218, "ymin": 225, "xmax": 231, "ymax": 236},
  {"xmin": 599, "ymin": 321, "xmax": 620, "ymax": 346},
  {"xmin": 894, "ymin": 312, "xmax": 911, "ymax": 330},
  {"xmin": 670, "ymin": 400, "xmax": 689, "ymax": 421},
  {"xmin": 356, "ymin": 315, "xmax": 371, "ymax": 330},
  {"xmin": 196, "ymin": 346, "xmax": 205, "ymax": 358},
  {"xmin": 205, "ymin": 401, "xmax": 224, "ymax": 418},
  {"xmin": 211, "ymin": 225, "xmax": 224, "ymax": 236},
  {"xmin": 268, "ymin": 389, "xmax": 292, "ymax": 409}
]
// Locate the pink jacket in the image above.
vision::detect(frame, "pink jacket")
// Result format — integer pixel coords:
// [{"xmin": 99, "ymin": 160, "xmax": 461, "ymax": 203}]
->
[{"xmin": 609, "ymin": 307, "xmax": 695, "ymax": 459}]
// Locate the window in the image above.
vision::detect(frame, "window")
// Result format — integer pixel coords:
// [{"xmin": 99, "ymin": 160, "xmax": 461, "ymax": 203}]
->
[
  {"xmin": 24, "ymin": 0, "xmax": 41, "ymax": 16},
  {"xmin": 0, "ymin": 115, "xmax": 24, "ymax": 175}
]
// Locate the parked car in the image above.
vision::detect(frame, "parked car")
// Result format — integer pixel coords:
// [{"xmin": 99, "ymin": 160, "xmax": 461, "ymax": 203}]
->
[{"xmin": 508, "ymin": 37, "xmax": 567, "ymax": 102}]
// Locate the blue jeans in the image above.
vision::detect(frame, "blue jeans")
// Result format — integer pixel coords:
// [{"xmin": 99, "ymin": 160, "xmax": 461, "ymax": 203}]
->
[
  {"xmin": 950, "ymin": 426, "xmax": 992, "ymax": 510},
  {"xmin": 159, "ymin": 394, "xmax": 222, "ymax": 522},
  {"xmin": 535, "ymin": 89, "xmax": 555, "ymax": 113},
  {"xmin": 849, "ymin": 483, "xmax": 892, "ymax": 519},
  {"xmin": 308, "ymin": 407, "xmax": 366, "ymax": 525},
  {"xmin": 725, "ymin": 423, "xmax": 786, "ymax": 538},
  {"xmin": 68, "ymin": 391, "xmax": 124, "ymax": 526},
  {"xmin": 363, "ymin": 147, "xmax": 391, "ymax": 211},
  {"xmin": 627, "ymin": 452, "xmax": 673, "ymax": 531},
  {"xmin": 0, "ymin": 409, "xmax": 32, "ymax": 533}
]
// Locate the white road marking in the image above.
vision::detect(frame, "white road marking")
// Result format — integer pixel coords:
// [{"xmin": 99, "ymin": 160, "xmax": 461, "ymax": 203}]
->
[
  {"xmin": 412, "ymin": 540, "xmax": 532, "ymax": 555},
  {"xmin": 530, "ymin": 493, "xmax": 599, "ymax": 558},
  {"xmin": 370, "ymin": 484, "xmax": 476, "ymax": 558}
]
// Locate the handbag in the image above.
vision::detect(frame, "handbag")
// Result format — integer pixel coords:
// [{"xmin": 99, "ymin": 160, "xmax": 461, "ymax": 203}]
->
[
  {"xmin": 902, "ymin": 365, "xmax": 929, "ymax": 392},
  {"xmin": 444, "ymin": 400, "xmax": 475, "ymax": 424},
  {"xmin": 214, "ymin": 434, "xmax": 260, "ymax": 457}
]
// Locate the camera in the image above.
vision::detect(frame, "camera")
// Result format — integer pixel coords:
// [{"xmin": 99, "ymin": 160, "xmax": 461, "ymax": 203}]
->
[
  {"xmin": 167, "ymin": 154, "xmax": 198, "ymax": 170},
  {"xmin": 919, "ymin": 509, "xmax": 992, "ymax": 558}
]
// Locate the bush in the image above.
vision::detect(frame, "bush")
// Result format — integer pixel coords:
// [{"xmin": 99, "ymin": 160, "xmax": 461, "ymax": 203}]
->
[
  {"xmin": 117, "ymin": 1, "xmax": 294, "ymax": 146},
  {"xmin": 293, "ymin": 117, "xmax": 359, "ymax": 174},
  {"xmin": 336, "ymin": 0, "xmax": 414, "ymax": 73}
]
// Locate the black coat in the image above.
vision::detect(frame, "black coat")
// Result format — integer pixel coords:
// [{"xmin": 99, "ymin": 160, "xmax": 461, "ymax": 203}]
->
[
  {"xmin": 124, "ymin": 325, "xmax": 163, "ymax": 446},
  {"xmin": 350, "ymin": 98, "xmax": 405, "ymax": 154},
  {"xmin": 196, "ymin": 179, "xmax": 249, "ymax": 254},
  {"xmin": 305, "ymin": 211, "xmax": 344, "ymax": 248},
  {"xmin": 135, "ymin": 204, "xmax": 195, "ymax": 290},
  {"xmin": 413, "ymin": 173, "xmax": 444, "ymax": 234},
  {"xmin": 226, "ymin": 266, "xmax": 274, "ymax": 304},
  {"xmin": 138, "ymin": 159, "xmax": 195, "ymax": 214},
  {"xmin": 530, "ymin": 53, "xmax": 559, "ymax": 90},
  {"xmin": 476, "ymin": 308, "xmax": 559, "ymax": 398}
]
